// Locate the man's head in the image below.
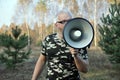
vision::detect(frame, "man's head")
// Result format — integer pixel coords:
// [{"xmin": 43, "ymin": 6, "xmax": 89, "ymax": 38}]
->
[{"xmin": 55, "ymin": 9, "xmax": 73, "ymax": 31}]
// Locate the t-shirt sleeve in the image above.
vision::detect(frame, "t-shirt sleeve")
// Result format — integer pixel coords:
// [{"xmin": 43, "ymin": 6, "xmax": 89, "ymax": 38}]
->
[
  {"xmin": 79, "ymin": 48, "xmax": 88, "ymax": 60},
  {"xmin": 41, "ymin": 39, "xmax": 47, "ymax": 56}
]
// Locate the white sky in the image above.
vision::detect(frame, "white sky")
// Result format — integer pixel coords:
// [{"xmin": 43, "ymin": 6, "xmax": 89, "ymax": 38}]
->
[
  {"xmin": 0, "ymin": 0, "xmax": 18, "ymax": 27},
  {"xmin": 0, "ymin": 0, "xmax": 109, "ymax": 28}
]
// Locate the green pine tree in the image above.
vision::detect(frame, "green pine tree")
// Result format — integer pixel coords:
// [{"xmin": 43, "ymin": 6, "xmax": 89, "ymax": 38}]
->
[
  {"xmin": 0, "ymin": 26, "xmax": 31, "ymax": 69},
  {"xmin": 98, "ymin": 0, "xmax": 120, "ymax": 63}
]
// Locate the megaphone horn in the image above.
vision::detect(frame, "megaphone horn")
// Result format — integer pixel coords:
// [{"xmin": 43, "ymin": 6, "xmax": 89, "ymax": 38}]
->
[{"xmin": 63, "ymin": 17, "xmax": 94, "ymax": 49}]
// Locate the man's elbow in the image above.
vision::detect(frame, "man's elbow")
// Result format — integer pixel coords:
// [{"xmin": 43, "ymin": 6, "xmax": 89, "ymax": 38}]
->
[
  {"xmin": 82, "ymin": 68, "xmax": 88, "ymax": 73},
  {"xmin": 79, "ymin": 66, "xmax": 89, "ymax": 73}
]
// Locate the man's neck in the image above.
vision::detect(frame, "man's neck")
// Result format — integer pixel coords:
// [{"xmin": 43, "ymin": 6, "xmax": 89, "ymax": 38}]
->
[{"xmin": 57, "ymin": 32, "xmax": 63, "ymax": 39}]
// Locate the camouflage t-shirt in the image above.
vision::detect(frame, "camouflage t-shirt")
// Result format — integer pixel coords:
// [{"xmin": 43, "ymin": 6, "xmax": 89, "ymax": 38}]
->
[{"xmin": 41, "ymin": 33, "xmax": 88, "ymax": 80}]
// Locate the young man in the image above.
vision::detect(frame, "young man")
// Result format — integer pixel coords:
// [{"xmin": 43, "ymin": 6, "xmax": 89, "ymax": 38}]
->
[{"xmin": 32, "ymin": 9, "xmax": 89, "ymax": 80}]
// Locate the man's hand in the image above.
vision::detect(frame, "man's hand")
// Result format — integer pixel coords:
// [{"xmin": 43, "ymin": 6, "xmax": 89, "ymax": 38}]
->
[
  {"xmin": 69, "ymin": 48, "xmax": 79, "ymax": 55},
  {"xmin": 69, "ymin": 48, "xmax": 89, "ymax": 73}
]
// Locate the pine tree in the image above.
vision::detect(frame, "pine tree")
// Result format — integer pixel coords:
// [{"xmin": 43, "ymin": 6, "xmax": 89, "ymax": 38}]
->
[
  {"xmin": 98, "ymin": 0, "xmax": 120, "ymax": 63},
  {"xmin": 0, "ymin": 26, "xmax": 31, "ymax": 68}
]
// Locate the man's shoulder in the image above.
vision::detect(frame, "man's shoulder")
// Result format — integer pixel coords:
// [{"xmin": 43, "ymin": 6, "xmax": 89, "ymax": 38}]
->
[
  {"xmin": 44, "ymin": 33, "xmax": 57, "ymax": 41},
  {"xmin": 48, "ymin": 33, "xmax": 56, "ymax": 37}
]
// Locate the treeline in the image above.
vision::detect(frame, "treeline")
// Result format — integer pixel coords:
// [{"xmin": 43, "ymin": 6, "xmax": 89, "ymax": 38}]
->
[{"xmin": 0, "ymin": 22, "xmax": 55, "ymax": 46}]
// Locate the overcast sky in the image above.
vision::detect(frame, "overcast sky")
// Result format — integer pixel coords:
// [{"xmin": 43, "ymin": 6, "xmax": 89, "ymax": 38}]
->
[{"xmin": 0, "ymin": 0, "xmax": 18, "ymax": 27}]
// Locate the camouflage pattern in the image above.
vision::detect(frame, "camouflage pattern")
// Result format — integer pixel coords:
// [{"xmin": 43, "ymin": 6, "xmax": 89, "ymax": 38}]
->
[{"xmin": 41, "ymin": 33, "xmax": 88, "ymax": 80}]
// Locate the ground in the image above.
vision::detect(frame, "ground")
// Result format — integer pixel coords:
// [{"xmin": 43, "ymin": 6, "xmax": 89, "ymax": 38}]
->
[{"xmin": 0, "ymin": 47, "xmax": 120, "ymax": 80}]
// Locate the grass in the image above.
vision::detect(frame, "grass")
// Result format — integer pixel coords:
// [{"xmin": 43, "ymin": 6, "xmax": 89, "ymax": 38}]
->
[
  {"xmin": 0, "ymin": 47, "xmax": 120, "ymax": 80},
  {"xmin": 81, "ymin": 47, "xmax": 120, "ymax": 80}
]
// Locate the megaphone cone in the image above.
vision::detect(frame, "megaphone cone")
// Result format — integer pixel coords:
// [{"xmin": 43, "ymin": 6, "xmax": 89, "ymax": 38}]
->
[{"xmin": 63, "ymin": 17, "xmax": 94, "ymax": 49}]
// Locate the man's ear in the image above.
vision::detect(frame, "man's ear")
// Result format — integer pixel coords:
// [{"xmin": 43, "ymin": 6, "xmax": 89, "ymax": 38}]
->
[{"xmin": 55, "ymin": 23, "xmax": 57, "ymax": 27}]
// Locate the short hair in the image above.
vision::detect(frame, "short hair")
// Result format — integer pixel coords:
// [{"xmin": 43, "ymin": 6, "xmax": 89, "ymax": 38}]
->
[
  {"xmin": 56, "ymin": 8, "xmax": 73, "ymax": 19},
  {"xmin": 53, "ymin": 8, "xmax": 73, "ymax": 23}
]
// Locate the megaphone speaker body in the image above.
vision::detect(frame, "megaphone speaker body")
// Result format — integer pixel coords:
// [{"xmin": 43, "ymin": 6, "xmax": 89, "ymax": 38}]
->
[{"xmin": 63, "ymin": 17, "xmax": 94, "ymax": 49}]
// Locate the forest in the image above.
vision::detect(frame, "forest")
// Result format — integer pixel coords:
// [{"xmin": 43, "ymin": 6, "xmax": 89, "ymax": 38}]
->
[{"xmin": 0, "ymin": 0, "xmax": 120, "ymax": 80}]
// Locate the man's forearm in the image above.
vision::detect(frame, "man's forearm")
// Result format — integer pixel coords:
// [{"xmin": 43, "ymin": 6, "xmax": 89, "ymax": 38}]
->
[
  {"xmin": 32, "ymin": 63, "xmax": 43, "ymax": 80},
  {"xmin": 32, "ymin": 55, "xmax": 46, "ymax": 80},
  {"xmin": 73, "ymin": 54, "xmax": 89, "ymax": 73}
]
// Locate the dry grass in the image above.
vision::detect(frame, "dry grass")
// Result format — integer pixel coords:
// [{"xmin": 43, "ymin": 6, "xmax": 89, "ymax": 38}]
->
[
  {"xmin": 81, "ymin": 47, "xmax": 120, "ymax": 80},
  {"xmin": 0, "ymin": 47, "xmax": 120, "ymax": 80}
]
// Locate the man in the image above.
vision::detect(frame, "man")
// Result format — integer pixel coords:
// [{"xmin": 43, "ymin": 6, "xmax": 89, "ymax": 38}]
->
[{"xmin": 32, "ymin": 9, "xmax": 89, "ymax": 80}]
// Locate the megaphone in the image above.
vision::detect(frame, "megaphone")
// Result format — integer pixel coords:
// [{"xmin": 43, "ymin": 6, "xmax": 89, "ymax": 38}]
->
[{"xmin": 63, "ymin": 17, "xmax": 94, "ymax": 49}]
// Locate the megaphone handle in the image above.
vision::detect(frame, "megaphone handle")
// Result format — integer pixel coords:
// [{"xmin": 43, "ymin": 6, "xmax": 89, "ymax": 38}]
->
[{"xmin": 87, "ymin": 42, "xmax": 92, "ymax": 48}]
